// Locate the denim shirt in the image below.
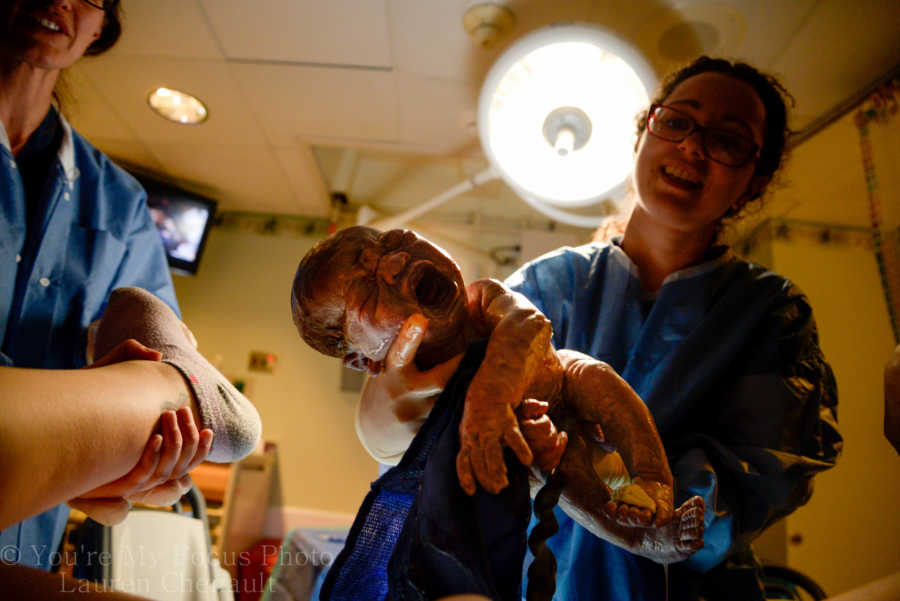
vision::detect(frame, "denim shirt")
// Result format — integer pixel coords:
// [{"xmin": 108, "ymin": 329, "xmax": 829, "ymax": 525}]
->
[
  {"xmin": 507, "ymin": 240, "xmax": 840, "ymax": 601},
  {"xmin": 0, "ymin": 113, "xmax": 178, "ymax": 569}
]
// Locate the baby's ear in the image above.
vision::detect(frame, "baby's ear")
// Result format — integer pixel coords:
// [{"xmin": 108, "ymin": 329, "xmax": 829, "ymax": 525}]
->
[
  {"xmin": 342, "ymin": 352, "xmax": 384, "ymax": 376},
  {"xmin": 343, "ymin": 352, "xmax": 367, "ymax": 372},
  {"xmin": 364, "ymin": 358, "xmax": 385, "ymax": 376}
]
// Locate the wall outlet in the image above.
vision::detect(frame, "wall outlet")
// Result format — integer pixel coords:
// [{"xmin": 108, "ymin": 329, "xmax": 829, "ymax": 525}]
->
[{"xmin": 248, "ymin": 351, "xmax": 277, "ymax": 373}]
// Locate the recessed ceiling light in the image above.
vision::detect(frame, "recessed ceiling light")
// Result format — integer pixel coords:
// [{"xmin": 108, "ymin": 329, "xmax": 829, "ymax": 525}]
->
[{"xmin": 147, "ymin": 87, "xmax": 208, "ymax": 125}]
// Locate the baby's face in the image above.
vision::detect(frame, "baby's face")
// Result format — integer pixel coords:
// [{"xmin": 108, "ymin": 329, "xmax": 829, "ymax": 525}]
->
[{"xmin": 312, "ymin": 227, "xmax": 468, "ymax": 373}]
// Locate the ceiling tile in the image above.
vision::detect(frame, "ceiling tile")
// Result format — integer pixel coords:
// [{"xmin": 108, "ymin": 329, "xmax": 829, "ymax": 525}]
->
[
  {"xmin": 272, "ymin": 145, "xmax": 332, "ymax": 217},
  {"xmin": 200, "ymin": 0, "xmax": 391, "ymax": 66},
  {"xmin": 396, "ymin": 74, "xmax": 479, "ymax": 154},
  {"xmin": 89, "ymin": 137, "xmax": 166, "ymax": 176},
  {"xmin": 63, "ymin": 65, "xmax": 137, "ymax": 141},
  {"xmin": 389, "ymin": 0, "xmax": 483, "ymax": 81},
  {"xmin": 347, "ymin": 155, "xmax": 414, "ymax": 201},
  {"xmin": 771, "ymin": 0, "xmax": 900, "ymax": 128},
  {"xmin": 77, "ymin": 56, "xmax": 266, "ymax": 145},
  {"xmin": 722, "ymin": 0, "xmax": 818, "ymax": 66},
  {"xmin": 108, "ymin": 0, "xmax": 222, "ymax": 59},
  {"xmin": 388, "ymin": 0, "xmax": 656, "ymax": 82},
  {"xmin": 149, "ymin": 143, "xmax": 300, "ymax": 215},
  {"xmin": 229, "ymin": 62, "xmax": 400, "ymax": 146}
]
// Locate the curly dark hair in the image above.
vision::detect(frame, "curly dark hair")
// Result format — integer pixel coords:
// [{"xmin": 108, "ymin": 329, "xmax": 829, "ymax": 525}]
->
[{"xmin": 635, "ymin": 56, "xmax": 795, "ymax": 209}]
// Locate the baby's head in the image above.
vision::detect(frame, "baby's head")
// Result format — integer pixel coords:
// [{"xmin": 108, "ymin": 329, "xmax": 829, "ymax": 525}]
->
[{"xmin": 292, "ymin": 226, "xmax": 468, "ymax": 373}]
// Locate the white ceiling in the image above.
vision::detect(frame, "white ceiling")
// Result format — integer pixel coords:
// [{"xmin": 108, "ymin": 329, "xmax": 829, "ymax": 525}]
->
[{"xmin": 66, "ymin": 0, "xmax": 900, "ymax": 226}]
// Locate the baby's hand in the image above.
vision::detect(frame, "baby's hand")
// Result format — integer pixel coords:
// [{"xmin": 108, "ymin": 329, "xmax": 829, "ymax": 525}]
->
[
  {"xmin": 456, "ymin": 394, "xmax": 533, "ymax": 496},
  {"xmin": 516, "ymin": 399, "xmax": 567, "ymax": 473},
  {"xmin": 68, "ymin": 408, "xmax": 212, "ymax": 525}
]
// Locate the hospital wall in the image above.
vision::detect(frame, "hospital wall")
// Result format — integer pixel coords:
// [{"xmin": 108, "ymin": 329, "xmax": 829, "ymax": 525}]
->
[
  {"xmin": 169, "ymin": 220, "xmax": 507, "ymax": 525},
  {"xmin": 740, "ymin": 106, "xmax": 900, "ymax": 595},
  {"xmin": 172, "ymin": 230, "xmax": 377, "ymax": 519}
]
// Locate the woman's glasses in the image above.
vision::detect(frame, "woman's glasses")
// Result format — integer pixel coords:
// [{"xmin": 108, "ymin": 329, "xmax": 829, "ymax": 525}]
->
[
  {"xmin": 80, "ymin": 0, "xmax": 114, "ymax": 10},
  {"xmin": 646, "ymin": 104, "xmax": 760, "ymax": 167}
]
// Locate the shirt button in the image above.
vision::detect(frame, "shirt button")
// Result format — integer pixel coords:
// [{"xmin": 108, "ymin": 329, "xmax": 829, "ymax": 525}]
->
[
  {"xmin": 8, "ymin": 159, "xmax": 15, "ymax": 169},
  {"xmin": 15, "ymin": 254, "xmax": 21, "ymax": 263},
  {"xmin": 39, "ymin": 277, "xmax": 51, "ymax": 287},
  {"xmin": 63, "ymin": 191, "xmax": 70, "ymax": 201}
]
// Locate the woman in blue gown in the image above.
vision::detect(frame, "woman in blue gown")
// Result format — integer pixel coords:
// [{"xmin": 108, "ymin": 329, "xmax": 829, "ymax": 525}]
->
[{"xmin": 360, "ymin": 56, "xmax": 842, "ymax": 601}]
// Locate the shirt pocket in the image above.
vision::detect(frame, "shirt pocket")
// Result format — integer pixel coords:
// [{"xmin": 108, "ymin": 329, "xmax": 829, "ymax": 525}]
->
[{"xmin": 54, "ymin": 223, "xmax": 128, "ymax": 355}]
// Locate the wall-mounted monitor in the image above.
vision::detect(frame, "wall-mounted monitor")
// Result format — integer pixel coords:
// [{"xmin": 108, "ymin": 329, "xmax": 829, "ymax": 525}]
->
[{"xmin": 139, "ymin": 177, "xmax": 218, "ymax": 276}]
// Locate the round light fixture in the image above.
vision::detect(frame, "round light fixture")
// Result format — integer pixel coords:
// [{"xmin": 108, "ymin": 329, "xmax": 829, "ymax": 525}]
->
[
  {"xmin": 478, "ymin": 23, "xmax": 657, "ymax": 222},
  {"xmin": 147, "ymin": 87, "xmax": 209, "ymax": 125}
]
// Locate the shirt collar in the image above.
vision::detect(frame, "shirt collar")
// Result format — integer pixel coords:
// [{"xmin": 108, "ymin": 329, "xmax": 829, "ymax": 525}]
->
[
  {"xmin": 0, "ymin": 120, "xmax": 10, "ymax": 154},
  {"xmin": 607, "ymin": 234, "xmax": 733, "ymax": 286},
  {"xmin": 56, "ymin": 111, "xmax": 79, "ymax": 186},
  {"xmin": 0, "ymin": 109, "xmax": 78, "ymax": 185}
]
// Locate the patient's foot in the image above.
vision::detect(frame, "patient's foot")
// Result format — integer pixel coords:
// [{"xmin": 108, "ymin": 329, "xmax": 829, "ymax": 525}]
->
[{"xmin": 92, "ymin": 287, "xmax": 261, "ymax": 462}]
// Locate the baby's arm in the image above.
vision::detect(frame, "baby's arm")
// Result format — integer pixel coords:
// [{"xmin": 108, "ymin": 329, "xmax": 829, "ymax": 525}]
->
[{"xmin": 457, "ymin": 279, "xmax": 565, "ymax": 495}]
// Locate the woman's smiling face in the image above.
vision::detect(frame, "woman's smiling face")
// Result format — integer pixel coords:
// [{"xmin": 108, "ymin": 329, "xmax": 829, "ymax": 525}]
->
[
  {"xmin": 632, "ymin": 71, "xmax": 768, "ymax": 236},
  {"xmin": 9, "ymin": 0, "xmax": 105, "ymax": 70}
]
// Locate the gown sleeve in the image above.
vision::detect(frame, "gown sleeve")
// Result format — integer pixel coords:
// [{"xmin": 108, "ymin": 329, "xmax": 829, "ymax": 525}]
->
[{"xmin": 671, "ymin": 284, "xmax": 842, "ymax": 571}]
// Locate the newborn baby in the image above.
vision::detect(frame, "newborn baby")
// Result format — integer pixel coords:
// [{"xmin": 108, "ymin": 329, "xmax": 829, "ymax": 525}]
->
[{"xmin": 292, "ymin": 226, "xmax": 704, "ymax": 562}]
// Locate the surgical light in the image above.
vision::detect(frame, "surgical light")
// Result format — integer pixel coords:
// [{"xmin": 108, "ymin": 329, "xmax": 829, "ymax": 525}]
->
[{"xmin": 478, "ymin": 23, "xmax": 657, "ymax": 225}]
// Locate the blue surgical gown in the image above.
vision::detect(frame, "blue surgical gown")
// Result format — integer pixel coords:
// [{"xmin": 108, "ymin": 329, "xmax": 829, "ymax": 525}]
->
[
  {"xmin": 506, "ymin": 239, "xmax": 841, "ymax": 601},
  {"xmin": 0, "ymin": 113, "xmax": 178, "ymax": 569}
]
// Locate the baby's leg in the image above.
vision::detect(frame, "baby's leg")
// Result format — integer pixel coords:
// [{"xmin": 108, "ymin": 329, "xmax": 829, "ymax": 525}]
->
[
  {"xmin": 92, "ymin": 287, "xmax": 261, "ymax": 462},
  {"xmin": 556, "ymin": 349, "xmax": 673, "ymax": 525}
]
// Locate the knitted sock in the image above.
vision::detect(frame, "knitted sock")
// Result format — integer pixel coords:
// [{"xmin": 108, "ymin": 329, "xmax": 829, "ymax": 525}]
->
[{"xmin": 92, "ymin": 287, "xmax": 261, "ymax": 462}]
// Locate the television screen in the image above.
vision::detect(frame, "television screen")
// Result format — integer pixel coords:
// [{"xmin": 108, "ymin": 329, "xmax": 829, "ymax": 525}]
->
[{"xmin": 141, "ymin": 179, "xmax": 217, "ymax": 276}]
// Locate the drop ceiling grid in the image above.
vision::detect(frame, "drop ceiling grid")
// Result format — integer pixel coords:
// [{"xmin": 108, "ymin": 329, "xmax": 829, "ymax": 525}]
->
[
  {"xmin": 65, "ymin": 65, "xmax": 143, "ymax": 141},
  {"xmin": 76, "ymin": 56, "xmax": 267, "ymax": 147},
  {"xmin": 272, "ymin": 145, "xmax": 332, "ymax": 217},
  {"xmin": 146, "ymin": 141, "xmax": 303, "ymax": 215},
  {"xmin": 89, "ymin": 137, "xmax": 167, "ymax": 176},
  {"xmin": 199, "ymin": 0, "xmax": 392, "ymax": 67},
  {"xmin": 387, "ymin": 0, "xmax": 488, "ymax": 81}
]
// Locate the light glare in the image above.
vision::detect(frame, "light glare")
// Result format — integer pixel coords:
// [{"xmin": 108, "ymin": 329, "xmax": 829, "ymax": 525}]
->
[
  {"xmin": 148, "ymin": 87, "xmax": 208, "ymax": 125},
  {"xmin": 487, "ymin": 42, "xmax": 648, "ymax": 204}
]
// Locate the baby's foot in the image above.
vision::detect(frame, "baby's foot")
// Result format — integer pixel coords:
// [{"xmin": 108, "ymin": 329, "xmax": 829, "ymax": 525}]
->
[
  {"xmin": 92, "ymin": 287, "xmax": 261, "ymax": 462},
  {"xmin": 636, "ymin": 495, "xmax": 705, "ymax": 563}
]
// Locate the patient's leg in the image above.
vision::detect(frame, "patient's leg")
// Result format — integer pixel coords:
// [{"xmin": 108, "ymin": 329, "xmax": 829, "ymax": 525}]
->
[{"xmin": 91, "ymin": 287, "xmax": 261, "ymax": 462}]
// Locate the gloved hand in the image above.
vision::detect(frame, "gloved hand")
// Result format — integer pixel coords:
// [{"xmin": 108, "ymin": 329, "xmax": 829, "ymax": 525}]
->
[{"xmin": 356, "ymin": 314, "xmax": 462, "ymax": 464}]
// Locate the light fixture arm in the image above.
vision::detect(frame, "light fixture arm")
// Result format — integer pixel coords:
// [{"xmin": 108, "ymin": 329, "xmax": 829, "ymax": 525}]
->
[{"xmin": 368, "ymin": 167, "xmax": 499, "ymax": 231}]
